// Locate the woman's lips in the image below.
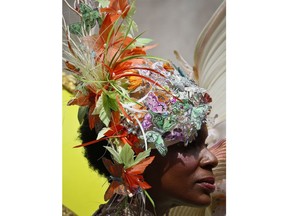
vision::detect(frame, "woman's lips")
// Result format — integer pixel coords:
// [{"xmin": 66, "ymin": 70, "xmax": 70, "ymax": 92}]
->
[{"xmin": 196, "ymin": 177, "xmax": 216, "ymax": 193}]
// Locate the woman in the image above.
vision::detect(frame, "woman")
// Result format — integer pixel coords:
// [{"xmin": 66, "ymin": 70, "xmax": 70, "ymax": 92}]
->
[{"xmin": 63, "ymin": 0, "xmax": 222, "ymax": 215}]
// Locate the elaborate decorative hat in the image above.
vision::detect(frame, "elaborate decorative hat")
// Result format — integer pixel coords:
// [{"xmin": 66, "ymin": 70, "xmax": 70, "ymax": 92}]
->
[{"xmin": 63, "ymin": 0, "xmax": 212, "ymax": 208}]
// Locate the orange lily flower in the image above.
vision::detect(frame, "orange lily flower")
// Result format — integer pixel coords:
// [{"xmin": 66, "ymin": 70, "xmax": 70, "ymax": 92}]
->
[
  {"xmin": 100, "ymin": 0, "xmax": 131, "ymax": 22},
  {"xmin": 84, "ymin": 14, "xmax": 134, "ymax": 63},
  {"xmin": 102, "ymin": 158, "xmax": 126, "ymax": 201},
  {"xmin": 123, "ymin": 156, "xmax": 155, "ymax": 191},
  {"xmin": 67, "ymin": 86, "xmax": 100, "ymax": 130},
  {"xmin": 102, "ymin": 155, "xmax": 154, "ymax": 200}
]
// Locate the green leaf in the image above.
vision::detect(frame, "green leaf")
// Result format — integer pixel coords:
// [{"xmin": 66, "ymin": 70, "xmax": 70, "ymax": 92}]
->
[
  {"xmin": 102, "ymin": 91, "xmax": 118, "ymax": 112},
  {"xmin": 99, "ymin": 106, "xmax": 111, "ymax": 127},
  {"xmin": 155, "ymin": 140, "xmax": 168, "ymax": 156},
  {"xmin": 99, "ymin": 95, "xmax": 111, "ymax": 127},
  {"xmin": 135, "ymin": 38, "xmax": 153, "ymax": 47},
  {"xmin": 82, "ymin": 11, "xmax": 99, "ymax": 31},
  {"xmin": 121, "ymin": 16, "xmax": 138, "ymax": 36},
  {"xmin": 130, "ymin": 148, "xmax": 151, "ymax": 167},
  {"xmin": 162, "ymin": 116, "xmax": 177, "ymax": 132},
  {"xmin": 77, "ymin": 106, "xmax": 88, "ymax": 124},
  {"xmin": 191, "ymin": 106, "xmax": 206, "ymax": 130},
  {"xmin": 128, "ymin": 0, "xmax": 136, "ymax": 17},
  {"xmin": 105, "ymin": 91, "xmax": 117, "ymax": 99},
  {"xmin": 96, "ymin": 127, "xmax": 110, "ymax": 140},
  {"xmin": 79, "ymin": 3, "xmax": 92, "ymax": 14},
  {"xmin": 104, "ymin": 146, "xmax": 122, "ymax": 164},
  {"xmin": 119, "ymin": 144, "xmax": 135, "ymax": 168},
  {"xmin": 79, "ymin": 3, "xmax": 99, "ymax": 32},
  {"xmin": 146, "ymin": 131, "xmax": 167, "ymax": 156},
  {"xmin": 96, "ymin": 0, "xmax": 110, "ymax": 8},
  {"xmin": 92, "ymin": 93, "xmax": 103, "ymax": 115},
  {"xmin": 109, "ymin": 81, "xmax": 141, "ymax": 106},
  {"xmin": 69, "ymin": 23, "xmax": 83, "ymax": 36},
  {"xmin": 108, "ymin": 97, "xmax": 118, "ymax": 111},
  {"xmin": 150, "ymin": 113, "xmax": 165, "ymax": 129},
  {"xmin": 126, "ymin": 1, "xmax": 138, "ymax": 33}
]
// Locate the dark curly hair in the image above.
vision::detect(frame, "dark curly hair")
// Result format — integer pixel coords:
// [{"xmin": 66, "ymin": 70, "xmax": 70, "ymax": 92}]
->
[{"xmin": 79, "ymin": 114, "xmax": 112, "ymax": 179}]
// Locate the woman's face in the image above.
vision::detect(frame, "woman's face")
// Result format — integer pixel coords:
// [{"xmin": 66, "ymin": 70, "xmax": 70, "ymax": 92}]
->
[{"xmin": 144, "ymin": 124, "xmax": 218, "ymax": 208}]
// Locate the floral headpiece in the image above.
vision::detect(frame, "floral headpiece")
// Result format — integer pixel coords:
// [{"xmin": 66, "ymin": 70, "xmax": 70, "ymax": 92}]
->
[{"xmin": 63, "ymin": 0, "xmax": 212, "ymax": 205}]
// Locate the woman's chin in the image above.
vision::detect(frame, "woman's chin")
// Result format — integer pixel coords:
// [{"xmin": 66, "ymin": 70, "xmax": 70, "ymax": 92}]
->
[
  {"xmin": 183, "ymin": 194, "xmax": 212, "ymax": 208},
  {"xmin": 195, "ymin": 195, "xmax": 212, "ymax": 207}
]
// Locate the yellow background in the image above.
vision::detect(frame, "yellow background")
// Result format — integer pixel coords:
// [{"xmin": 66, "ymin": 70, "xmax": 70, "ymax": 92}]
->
[{"xmin": 62, "ymin": 89, "xmax": 108, "ymax": 215}]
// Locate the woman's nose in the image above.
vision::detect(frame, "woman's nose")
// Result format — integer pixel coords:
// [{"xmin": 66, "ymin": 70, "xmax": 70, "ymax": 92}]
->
[{"xmin": 200, "ymin": 148, "xmax": 218, "ymax": 169}]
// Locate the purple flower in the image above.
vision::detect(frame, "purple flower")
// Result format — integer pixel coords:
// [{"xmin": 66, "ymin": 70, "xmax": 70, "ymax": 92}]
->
[
  {"xmin": 170, "ymin": 97, "xmax": 177, "ymax": 104},
  {"xmin": 142, "ymin": 113, "xmax": 152, "ymax": 130},
  {"xmin": 145, "ymin": 92, "xmax": 167, "ymax": 113}
]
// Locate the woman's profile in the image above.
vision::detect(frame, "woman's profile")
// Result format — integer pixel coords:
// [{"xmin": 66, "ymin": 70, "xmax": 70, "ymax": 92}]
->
[{"xmin": 63, "ymin": 0, "xmax": 226, "ymax": 215}]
